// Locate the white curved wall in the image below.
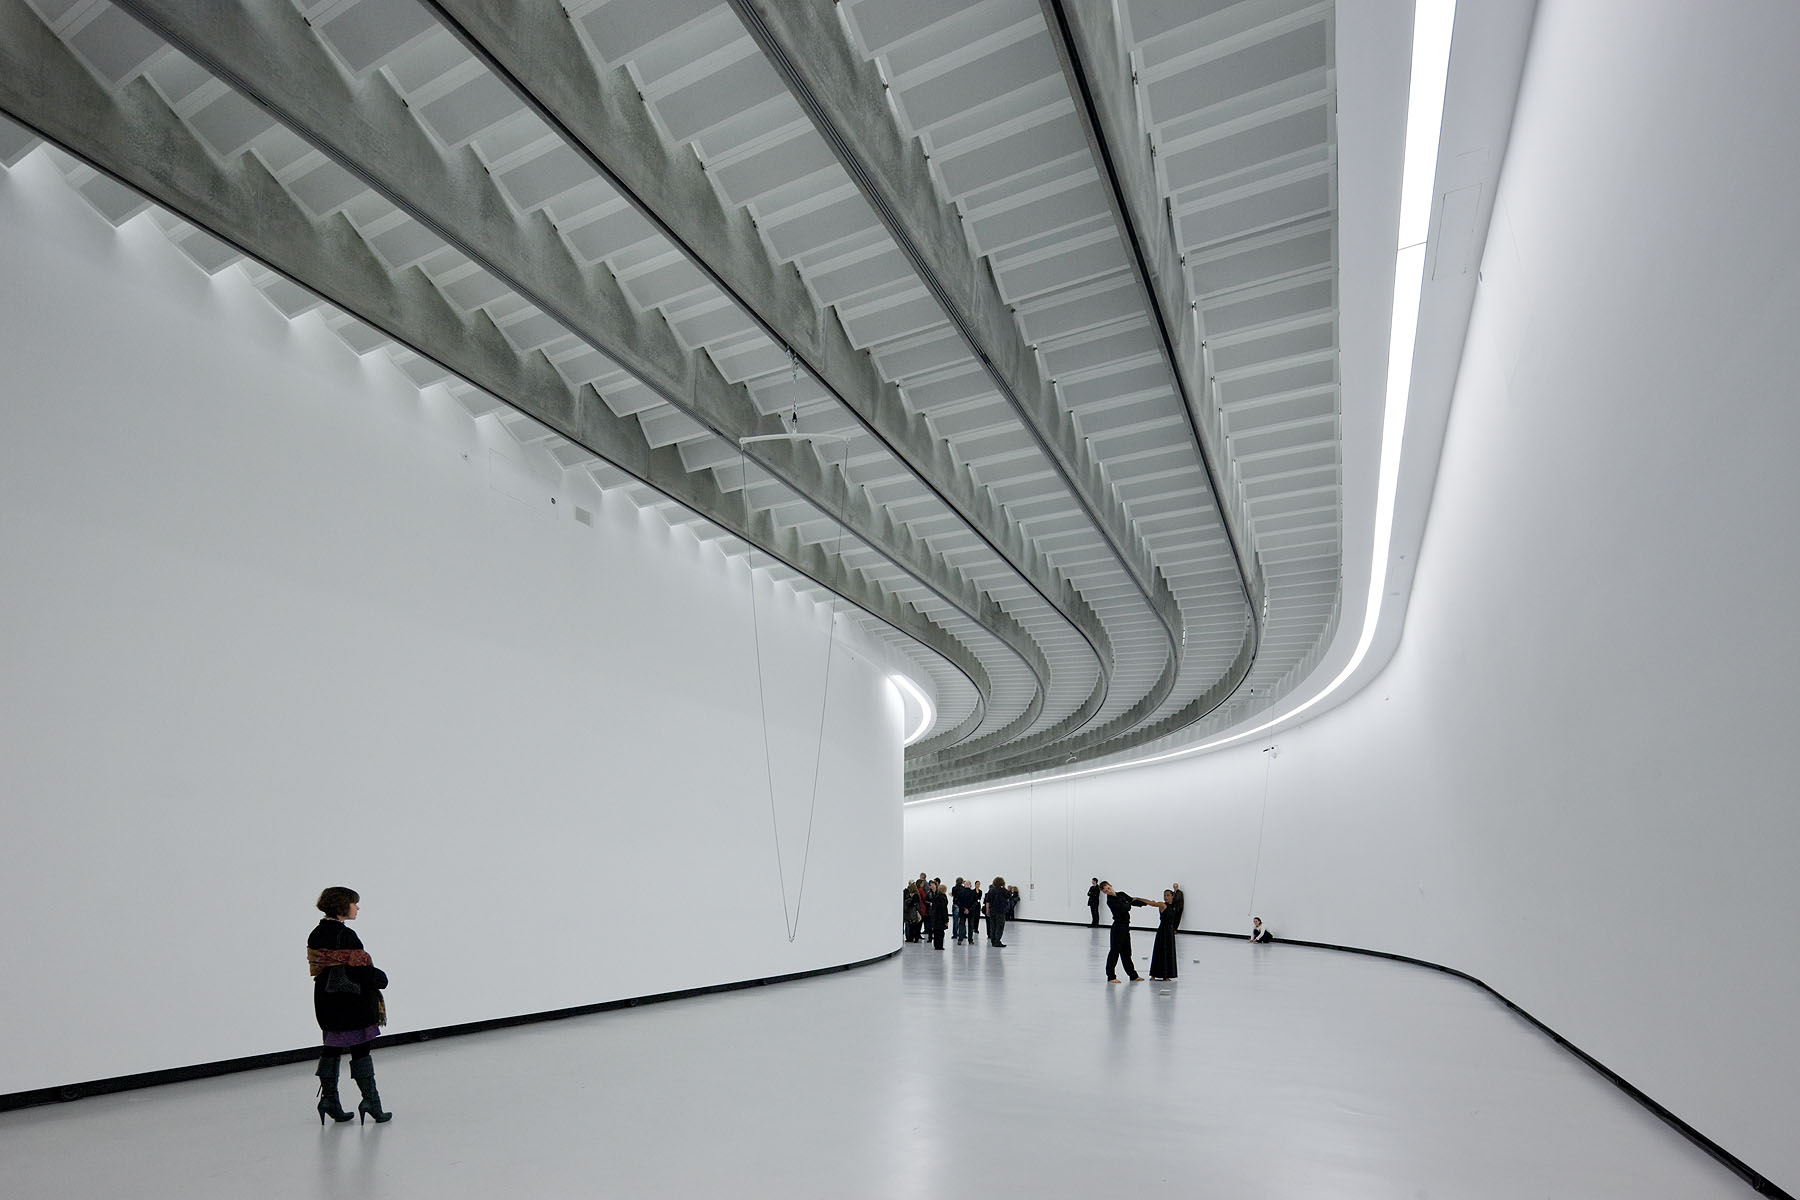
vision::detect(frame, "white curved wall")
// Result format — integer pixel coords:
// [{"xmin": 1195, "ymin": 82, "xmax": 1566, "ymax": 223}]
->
[
  {"xmin": 0, "ymin": 150, "xmax": 900, "ymax": 1095},
  {"xmin": 907, "ymin": 2, "xmax": 1800, "ymax": 1189}
]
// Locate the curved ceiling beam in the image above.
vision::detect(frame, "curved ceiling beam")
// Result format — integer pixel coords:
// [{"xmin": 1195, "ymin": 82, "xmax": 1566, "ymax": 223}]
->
[
  {"xmin": 907, "ymin": 626, "xmax": 1259, "ymax": 792},
  {"xmin": 107, "ymin": 0, "xmax": 1053, "ymax": 744},
  {"xmin": 1039, "ymin": 0, "xmax": 1266, "ymax": 617},
  {"xmin": 726, "ymin": 0, "xmax": 1193, "ymax": 724},
  {"xmin": 910, "ymin": 649, "xmax": 1181, "ymax": 777},
  {"xmin": 418, "ymin": 0, "xmax": 1114, "ymax": 755},
  {"xmin": 0, "ymin": 0, "xmax": 995, "ymax": 754},
  {"xmin": 1034, "ymin": 0, "xmax": 1267, "ymax": 743}
]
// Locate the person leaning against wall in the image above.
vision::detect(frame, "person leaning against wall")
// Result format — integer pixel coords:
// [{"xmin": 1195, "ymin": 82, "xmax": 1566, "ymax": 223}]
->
[{"xmin": 308, "ymin": 887, "xmax": 394, "ymax": 1125}]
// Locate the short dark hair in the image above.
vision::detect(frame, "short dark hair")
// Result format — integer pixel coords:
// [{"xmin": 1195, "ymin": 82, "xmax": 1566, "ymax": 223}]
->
[
  {"xmin": 991, "ymin": 876, "xmax": 1005, "ymax": 887},
  {"xmin": 316, "ymin": 886, "xmax": 360, "ymax": 918},
  {"xmin": 1099, "ymin": 880, "xmax": 1111, "ymax": 889}
]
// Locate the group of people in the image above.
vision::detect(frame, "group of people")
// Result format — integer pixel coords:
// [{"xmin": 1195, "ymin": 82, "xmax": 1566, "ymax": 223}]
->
[
  {"xmin": 1086, "ymin": 878, "xmax": 1275, "ymax": 981},
  {"xmin": 905, "ymin": 872, "xmax": 1277, "ymax": 981},
  {"xmin": 903, "ymin": 873, "xmax": 1019, "ymax": 949}
]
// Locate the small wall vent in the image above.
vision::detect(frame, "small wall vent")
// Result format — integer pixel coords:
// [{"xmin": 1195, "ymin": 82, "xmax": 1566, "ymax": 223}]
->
[{"xmin": 574, "ymin": 506, "xmax": 593, "ymax": 526}]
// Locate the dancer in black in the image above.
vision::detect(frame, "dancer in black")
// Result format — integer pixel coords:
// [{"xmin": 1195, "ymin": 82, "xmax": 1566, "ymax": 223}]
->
[
  {"xmin": 1086, "ymin": 878, "xmax": 1101, "ymax": 926},
  {"xmin": 307, "ymin": 887, "xmax": 393, "ymax": 1124},
  {"xmin": 1100, "ymin": 882, "xmax": 1148, "ymax": 981},
  {"xmin": 1148, "ymin": 889, "xmax": 1181, "ymax": 980}
]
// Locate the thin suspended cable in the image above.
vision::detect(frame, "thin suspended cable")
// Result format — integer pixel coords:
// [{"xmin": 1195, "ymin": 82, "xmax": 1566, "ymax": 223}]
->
[
  {"xmin": 739, "ymin": 433, "xmax": 851, "ymax": 942},
  {"xmin": 740, "ymin": 448, "xmax": 791, "ymax": 937},
  {"xmin": 786, "ymin": 437, "xmax": 850, "ymax": 941},
  {"xmin": 1247, "ymin": 747, "xmax": 1276, "ymax": 915}
]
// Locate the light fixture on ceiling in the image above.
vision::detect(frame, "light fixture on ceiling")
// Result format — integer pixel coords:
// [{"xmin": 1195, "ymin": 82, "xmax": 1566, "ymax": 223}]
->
[
  {"xmin": 909, "ymin": 0, "xmax": 1459, "ymax": 806},
  {"xmin": 890, "ymin": 672, "xmax": 936, "ymax": 747}
]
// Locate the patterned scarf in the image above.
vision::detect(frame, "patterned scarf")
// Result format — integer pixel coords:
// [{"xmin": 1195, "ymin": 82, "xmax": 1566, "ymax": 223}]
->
[
  {"xmin": 307, "ymin": 947, "xmax": 372, "ymax": 976},
  {"xmin": 306, "ymin": 948, "xmax": 387, "ymax": 1026}
]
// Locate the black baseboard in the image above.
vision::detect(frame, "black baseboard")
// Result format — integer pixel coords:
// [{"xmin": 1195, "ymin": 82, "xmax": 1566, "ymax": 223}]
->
[
  {"xmin": 0, "ymin": 947, "xmax": 900, "ymax": 1115},
  {"xmin": 1007, "ymin": 917, "xmax": 1790, "ymax": 1198}
]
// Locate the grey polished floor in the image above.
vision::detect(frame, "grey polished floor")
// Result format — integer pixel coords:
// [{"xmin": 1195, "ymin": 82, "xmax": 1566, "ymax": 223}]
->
[{"xmin": 0, "ymin": 923, "xmax": 1749, "ymax": 1198}]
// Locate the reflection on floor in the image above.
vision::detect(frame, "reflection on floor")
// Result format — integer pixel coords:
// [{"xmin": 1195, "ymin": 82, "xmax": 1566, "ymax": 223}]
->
[{"xmin": 0, "ymin": 923, "xmax": 1750, "ymax": 1198}]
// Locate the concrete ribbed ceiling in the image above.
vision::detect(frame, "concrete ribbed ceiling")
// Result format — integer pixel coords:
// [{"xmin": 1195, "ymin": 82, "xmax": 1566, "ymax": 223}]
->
[{"xmin": 1, "ymin": 0, "xmax": 1350, "ymax": 795}]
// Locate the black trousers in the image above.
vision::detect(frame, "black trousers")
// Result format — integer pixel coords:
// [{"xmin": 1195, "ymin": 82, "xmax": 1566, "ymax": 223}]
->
[
  {"xmin": 987, "ymin": 912, "xmax": 1006, "ymax": 944},
  {"xmin": 932, "ymin": 924, "xmax": 945, "ymax": 949},
  {"xmin": 1106, "ymin": 927, "xmax": 1139, "ymax": 979},
  {"xmin": 1088, "ymin": 901, "xmax": 1100, "ymax": 926}
]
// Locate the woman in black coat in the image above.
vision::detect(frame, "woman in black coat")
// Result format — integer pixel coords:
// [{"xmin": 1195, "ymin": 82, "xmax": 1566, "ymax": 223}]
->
[
  {"xmin": 308, "ymin": 887, "xmax": 392, "ymax": 1124},
  {"xmin": 928, "ymin": 882, "xmax": 950, "ymax": 949},
  {"xmin": 1148, "ymin": 889, "xmax": 1182, "ymax": 980}
]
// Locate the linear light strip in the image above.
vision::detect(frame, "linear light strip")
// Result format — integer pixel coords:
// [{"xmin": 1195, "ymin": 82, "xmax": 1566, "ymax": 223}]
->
[{"xmin": 908, "ymin": 0, "xmax": 1458, "ymax": 806}]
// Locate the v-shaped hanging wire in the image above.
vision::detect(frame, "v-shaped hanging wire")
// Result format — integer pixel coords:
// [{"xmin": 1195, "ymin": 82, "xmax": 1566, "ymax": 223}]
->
[{"xmin": 738, "ymin": 429, "xmax": 851, "ymax": 942}]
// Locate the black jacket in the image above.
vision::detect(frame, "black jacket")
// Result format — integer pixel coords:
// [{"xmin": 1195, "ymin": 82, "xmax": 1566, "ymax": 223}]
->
[
  {"xmin": 1087, "ymin": 884, "xmax": 1101, "ymax": 907},
  {"xmin": 308, "ymin": 919, "xmax": 388, "ymax": 1033},
  {"xmin": 929, "ymin": 891, "xmax": 949, "ymax": 930},
  {"xmin": 1106, "ymin": 891, "xmax": 1146, "ymax": 927},
  {"xmin": 984, "ymin": 884, "xmax": 1008, "ymax": 915}
]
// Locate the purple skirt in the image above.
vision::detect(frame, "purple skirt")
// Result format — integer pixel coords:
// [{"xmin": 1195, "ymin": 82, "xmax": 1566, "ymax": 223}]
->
[{"xmin": 321, "ymin": 1025, "xmax": 380, "ymax": 1049}]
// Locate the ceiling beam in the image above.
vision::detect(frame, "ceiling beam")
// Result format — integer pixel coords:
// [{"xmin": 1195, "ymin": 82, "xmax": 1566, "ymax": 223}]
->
[
  {"xmin": 414, "ymin": 0, "xmax": 1117, "ymax": 762},
  {"xmin": 1037, "ymin": 0, "xmax": 1267, "ymax": 737},
  {"xmin": 726, "ymin": 0, "xmax": 1197, "ymax": 737},
  {"xmin": 0, "ymin": 0, "xmax": 1000, "ymax": 754},
  {"xmin": 105, "ymin": 0, "xmax": 1061, "ymax": 749}
]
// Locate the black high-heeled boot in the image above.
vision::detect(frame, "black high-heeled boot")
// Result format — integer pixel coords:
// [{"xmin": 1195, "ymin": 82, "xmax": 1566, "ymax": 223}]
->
[
  {"xmin": 349, "ymin": 1056, "xmax": 393, "ymax": 1124},
  {"xmin": 315, "ymin": 1058, "xmax": 353, "ymax": 1125}
]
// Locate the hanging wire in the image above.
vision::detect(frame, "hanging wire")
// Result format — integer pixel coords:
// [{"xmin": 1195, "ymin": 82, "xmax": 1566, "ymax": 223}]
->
[
  {"xmin": 1247, "ymin": 745, "xmax": 1277, "ymax": 914},
  {"xmin": 738, "ymin": 430, "xmax": 850, "ymax": 942}
]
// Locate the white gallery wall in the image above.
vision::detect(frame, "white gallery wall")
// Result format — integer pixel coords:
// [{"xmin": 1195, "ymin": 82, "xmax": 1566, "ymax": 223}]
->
[
  {"xmin": 0, "ymin": 150, "xmax": 902, "ymax": 1096},
  {"xmin": 907, "ymin": 2, "xmax": 1800, "ymax": 1190}
]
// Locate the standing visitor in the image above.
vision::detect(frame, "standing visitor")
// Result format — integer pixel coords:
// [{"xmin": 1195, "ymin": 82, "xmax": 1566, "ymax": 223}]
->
[
  {"xmin": 307, "ymin": 887, "xmax": 393, "ymax": 1124},
  {"xmin": 903, "ymin": 882, "xmax": 923, "ymax": 942},
  {"xmin": 930, "ymin": 882, "xmax": 950, "ymax": 950},
  {"xmin": 984, "ymin": 877, "xmax": 1009, "ymax": 946},
  {"xmin": 1087, "ymin": 878, "xmax": 1102, "ymax": 926}
]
